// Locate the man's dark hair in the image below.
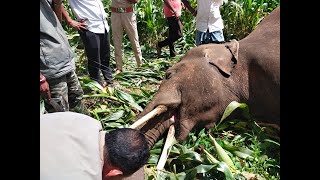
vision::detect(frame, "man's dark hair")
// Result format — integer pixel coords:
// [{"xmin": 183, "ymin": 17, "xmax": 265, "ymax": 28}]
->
[{"xmin": 105, "ymin": 128, "xmax": 150, "ymax": 175}]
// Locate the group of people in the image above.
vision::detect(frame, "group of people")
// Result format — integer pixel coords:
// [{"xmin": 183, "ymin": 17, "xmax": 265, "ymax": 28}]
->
[
  {"xmin": 157, "ymin": 0, "xmax": 225, "ymax": 57},
  {"xmin": 40, "ymin": 0, "xmax": 226, "ymax": 113},
  {"xmin": 41, "ymin": 0, "xmax": 148, "ymax": 179},
  {"xmin": 40, "ymin": 0, "xmax": 142, "ymax": 113},
  {"xmin": 40, "ymin": 0, "xmax": 227, "ymax": 179}
]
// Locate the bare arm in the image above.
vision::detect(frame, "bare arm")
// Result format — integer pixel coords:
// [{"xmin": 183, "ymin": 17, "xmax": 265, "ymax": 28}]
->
[
  {"xmin": 61, "ymin": 5, "xmax": 87, "ymax": 31},
  {"xmin": 181, "ymin": 0, "xmax": 196, "ymax": 16},
  {"xmin": 51, "ymin": 0, "xmax": 63, "ymax": 22}
]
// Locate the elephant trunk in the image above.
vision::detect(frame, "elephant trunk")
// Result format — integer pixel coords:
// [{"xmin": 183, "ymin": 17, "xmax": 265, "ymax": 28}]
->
[
  {"xmin": 134, "ymin": 82, "xmax": 181, "ymax": 149},
  {"xmin": 143, "ymin": 116, "xmax": 175, "ymax": 149}
]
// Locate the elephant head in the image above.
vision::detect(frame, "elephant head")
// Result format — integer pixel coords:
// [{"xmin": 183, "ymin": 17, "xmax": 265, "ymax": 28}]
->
[
  {"xmin": 136, "ymin": 40, "xmax": 243, "ymax": 148},
  {"xmin": 136, "ymin": 7, "xmax": 280, "ymax": 149}
]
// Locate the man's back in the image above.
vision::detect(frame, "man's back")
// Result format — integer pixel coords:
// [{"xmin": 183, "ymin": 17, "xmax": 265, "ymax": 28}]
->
[{"xmin": 40, "ymin": 112, "xmax": 103, "ymax": 180}]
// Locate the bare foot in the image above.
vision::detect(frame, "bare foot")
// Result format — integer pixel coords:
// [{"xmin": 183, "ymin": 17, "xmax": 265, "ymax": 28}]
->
[{"xmin": 115, "ymin": 69, "xmax": 122, "ymax": 75}]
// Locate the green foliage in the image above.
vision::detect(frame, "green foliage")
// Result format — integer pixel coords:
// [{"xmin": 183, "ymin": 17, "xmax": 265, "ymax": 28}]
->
[
  {"xmin": 61, "ymin": 0, "xmax": 279, "ymax": 56},
  {"xmin": 42, "ymin": 1, "xmax": 280, "ymax": 179},
  {"xmin": 221, "ymin": 0, "xmax": 280, "ymax": 41},
  {"xmin": 145, "ymin": 101, "xmax": 279, "ymax": 180}
]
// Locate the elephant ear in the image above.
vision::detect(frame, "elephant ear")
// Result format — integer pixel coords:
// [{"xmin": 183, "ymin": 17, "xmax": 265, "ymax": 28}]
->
[{"xmin": 205, "ymin": 39, "xmax": 239, "ymax": 77}]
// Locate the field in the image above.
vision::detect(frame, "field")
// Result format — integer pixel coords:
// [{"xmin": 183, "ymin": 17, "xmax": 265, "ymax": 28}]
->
[{"xmin": 41, "ymin": 1, "xmax": 280, "ymax": 179}]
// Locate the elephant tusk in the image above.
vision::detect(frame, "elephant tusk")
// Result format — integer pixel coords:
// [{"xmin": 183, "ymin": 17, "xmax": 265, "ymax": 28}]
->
[
  {"xmin": 156, "ymin": 124, "xmax": 175, "ymax": 170},
  {"xmin": 129, "ymin": 105, "xmax": 168, "ymax": 129}
]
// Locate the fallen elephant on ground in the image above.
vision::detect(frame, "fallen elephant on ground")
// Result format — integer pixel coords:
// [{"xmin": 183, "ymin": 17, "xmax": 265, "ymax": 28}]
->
[{"xmin": 132, "ymin": 7, "xmax": 280, "ymax": 149}]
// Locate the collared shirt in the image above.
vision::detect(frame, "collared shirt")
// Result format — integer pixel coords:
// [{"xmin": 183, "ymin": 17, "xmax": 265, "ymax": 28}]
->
[
  {"xmin": 164, "ymin": 0, "xmax": 182, "ymax": 18},
  {"xmin": 40, "ymin": 112, "xmax": 103, "ymax": 180},
  {"xmin": 67, "ymin": 0, "xmax": 109, "ymax": 33},
  {"xmin": 196, "ymin": 0, "xmax": 224, "ymax": 32}
]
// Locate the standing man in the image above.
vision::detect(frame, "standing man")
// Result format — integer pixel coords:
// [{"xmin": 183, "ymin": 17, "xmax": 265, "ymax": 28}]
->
[
  {"xmin": 156, "ymin": 0, "xmax": 196, "ymax": 58},
  {"xmin": 62, "ymin": 0, "xmax": 114, "ymax": 87},
  {"xmin": 111, "ymin": 0, "xmax": 142, "ymax": 74},
  {"xmin": 195, "ymin": 0, "xmax": 225, "ymax": 45},
  {"xmin": 40, "ymin": 0, "xmax": 87, "ymax": 114}
]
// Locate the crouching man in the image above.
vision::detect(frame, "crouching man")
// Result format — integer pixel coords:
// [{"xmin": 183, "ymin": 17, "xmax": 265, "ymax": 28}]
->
[{"xmin": 40, "ymin": 112, "xmax": 149, "ymax": 180}]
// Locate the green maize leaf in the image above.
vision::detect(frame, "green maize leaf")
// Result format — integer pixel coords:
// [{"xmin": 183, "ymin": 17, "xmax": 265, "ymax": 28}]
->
[
  {"xmin": 188, "ymin": 164, "xmax": 215, "ymax": 174},
  {"xmin": 185, "ymin": 168, "xmax": 197, "ymax": 180},
  {"xmin": 169, "ymin": 145, "xmax": 181, "ymax": 155},
  {"xmin": 114, "ymin": 89, "xmax": 143, "ymax": 111},
  {"xmin": 202, "ymin": 149, "xmax": 235, "ymax": 180},
  {"xmin": 148, "ymin": 154, "xmax": 160, "ymax": 164},
  {"xmin": 92, "ymin": 109, "xmax": 111, "ymax": 114},
  {"xmin": 216, "ymin": 161, "xmax": 235, "ymax": 180},
  {"xmin": 104, "ymin": 122, "xmax": 124, "ymax": 128},
  {"xmin": 210, "ymin": 134, "xmax": 236, "ymax": 171},
  {"xmin": 123, "ymin": 110, "xmax": 136, "ymax": 123},
  {"xmin": 153, "ymin": 139, "xmax": 164, "ymax": 149},
  {"xmin": 220, "ymin": 101, "xmax": 249, "ymax": 124},
  {"xmin": 156, "ymin": 171, "xmax": 176, "ymax": 180},
  {"xmin": 103, "ymin": 110, "xmax": 125, "ymax": 121},
  {"xmin": 115, "ymin": 119, "xmax": 125, "ymax": 123},
  {"xmin": 176, "ymin": 152, "xmax": 202, "ymax": 162},
  {"xmin": 174, "ymin": 145, "xmax": 202, "ymax": 162},
  {"xmin": 222, "ymin": 141, "xmax": 254, "ymax": 158},
  {"xmin": 264, "ymin": 139, "xmax": 280, "ymax": 146},
  {"xmin": 175, "ymin": 172, "xmax": 187, "ymax": 180},
  {"xmin": 203, "ymin": 149, "xmax": 219, "ymax": 164},
  {"xmin": 66, "ymin": 33, "xmax": 79, "ymax": 40},
  {"xmin": 216, "ymin": 121, "xmax": 232, "ymax": 131},
  {"xmin": 140, "ymin": 88, "xmax": 152, "ymax": 98},
  {"xmin": 79, "ymin": 77, "xmax": 107, "ymax": 94},
  {"xmin": 174, "ymin": 144, "xmax": 195, "ymax": 154},
  {"xmin": 233, "ymin": 151, "xmax": 253, "ymax": 159},
  {"xmin": 237, "ymin": 147, "xmax": 254, "ymax": 155},
  {"xmin": 221, "ymin": 141, "xmax": 238, "ymax": 152},
  {"xmin": 150, "ymin": 148, "xmax": 162, "ymax": 154}
]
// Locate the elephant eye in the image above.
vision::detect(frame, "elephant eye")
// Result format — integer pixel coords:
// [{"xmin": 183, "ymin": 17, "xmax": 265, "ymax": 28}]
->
[{"xmin": 165, "ymin": 71, "xmax": 173, "ymax": 79}]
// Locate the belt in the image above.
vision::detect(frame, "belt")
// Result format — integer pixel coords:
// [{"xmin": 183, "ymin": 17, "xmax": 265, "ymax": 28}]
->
[{"xmin": 111, "ymin": 7, "xmax": 133, "ymax": 13}]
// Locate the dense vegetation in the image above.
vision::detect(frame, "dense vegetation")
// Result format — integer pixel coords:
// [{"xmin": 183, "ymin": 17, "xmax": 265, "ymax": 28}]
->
[{"xmin": 41, "ymin": 0, "xmax": 280, "ymax": 179}]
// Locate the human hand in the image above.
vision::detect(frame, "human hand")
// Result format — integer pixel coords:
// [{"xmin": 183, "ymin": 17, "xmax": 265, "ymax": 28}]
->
[
  {"xmin": 173, "ymin": 10, "xmax": 180, "ymax": 20},
  {"xmin": 40, "ymin": 81, "xmax": 51, "ymax": 101},
  {"xmin": 70, "ymin": 19, "xmax": 87, "ymax": 31}
]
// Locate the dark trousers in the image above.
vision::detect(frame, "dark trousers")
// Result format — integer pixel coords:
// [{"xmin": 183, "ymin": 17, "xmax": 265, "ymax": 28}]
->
[
  {"xmin": 79, "ymin": 29, "xmax": 113, "ymax": 85},
  {"xmin": 158, "ymin": 16, "xmax": 183, "ymax": 57}
]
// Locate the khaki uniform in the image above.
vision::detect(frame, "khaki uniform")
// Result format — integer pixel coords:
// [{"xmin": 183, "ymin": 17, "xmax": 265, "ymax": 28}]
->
[{"xmin": 111, "ymin": 0, "xmax": 142, "ymax": 71}]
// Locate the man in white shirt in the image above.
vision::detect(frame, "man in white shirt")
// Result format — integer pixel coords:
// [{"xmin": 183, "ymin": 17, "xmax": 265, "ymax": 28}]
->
[
  {"xmin": 61, "ymin": 0, "xmax": 114, "ymax": 87},
  {"xmin": 195, "ymin": 0, "xmax": 225, "ymax": 45}
]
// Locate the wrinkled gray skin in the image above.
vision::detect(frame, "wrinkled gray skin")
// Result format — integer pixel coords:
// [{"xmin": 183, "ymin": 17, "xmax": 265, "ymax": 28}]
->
[{"xmin": 137, "ymin": 7, "xmax": 280, "ymax": 148}]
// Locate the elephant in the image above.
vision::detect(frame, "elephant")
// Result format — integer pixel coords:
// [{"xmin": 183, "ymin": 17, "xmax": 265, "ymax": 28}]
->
[{"xmin": 134, "ymin": 7, "xmax": 280, "ymax": 148}]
